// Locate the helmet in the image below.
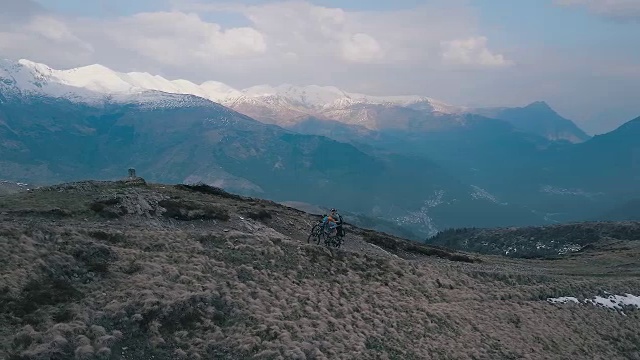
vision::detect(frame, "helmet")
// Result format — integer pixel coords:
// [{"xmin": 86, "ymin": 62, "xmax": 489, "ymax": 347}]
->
[{"xmin": 330, "ymin": 208, "xmax": 336, "ymax": 212}]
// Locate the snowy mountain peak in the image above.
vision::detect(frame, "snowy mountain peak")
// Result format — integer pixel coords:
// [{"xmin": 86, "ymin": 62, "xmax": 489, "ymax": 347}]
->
[
  {"xmin": 3, "ymin": 58, "xmax": 465, "ymax": 111},
  {"xmin": 240, "ymin": 84, "xmax": 352, "ymax": 108},
  {"xmin": 236, "ymin": 83, "xmax": 465, "ymax": 115},
  {"xmin": 1, "ymin": 58, "xmax": 466, "ymax": 121},
  {"xmin": 17, "ymin": 58, "xmax": 54, "ymax": 75}
]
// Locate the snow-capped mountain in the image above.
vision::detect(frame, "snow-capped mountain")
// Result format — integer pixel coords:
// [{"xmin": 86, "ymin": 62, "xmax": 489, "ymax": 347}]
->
[
  {"xmin": 235, "ymin": 83, "xmax": 463, "ymax": 113},
  {"xmin": 0, "ymin": 58, "xmax": 589, "ymax": 140},
  {"xmin": 0, "ymin": 59, "xmax": 218, "ymax": 109},
  {"xmin": 0, "ymin": 58, "xmax": 465, "ymax": 128},
  {"xmin": 224, "ymin": 83, "xmax": 470, "ymax": 129},
  {"xmin": 0, "ymin": 59, "xmax": 242, "ymax": 99}
]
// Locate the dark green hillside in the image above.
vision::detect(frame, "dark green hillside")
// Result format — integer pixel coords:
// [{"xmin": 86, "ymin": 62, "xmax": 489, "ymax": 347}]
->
[{"xmin": 0, "ymin": 95, "xmax": 547, "ymax": 237}]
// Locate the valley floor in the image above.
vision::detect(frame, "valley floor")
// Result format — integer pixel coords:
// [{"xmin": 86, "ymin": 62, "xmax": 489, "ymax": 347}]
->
[{"xmin": 0, "ymin": 180, "xmax": 639, "ymax": 359}]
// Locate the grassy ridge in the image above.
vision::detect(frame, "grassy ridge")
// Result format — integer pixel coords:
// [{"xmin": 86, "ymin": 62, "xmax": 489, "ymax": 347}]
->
[{"xmin": 0, "ymin": 181, "xmax": 639, "ymax": 359}]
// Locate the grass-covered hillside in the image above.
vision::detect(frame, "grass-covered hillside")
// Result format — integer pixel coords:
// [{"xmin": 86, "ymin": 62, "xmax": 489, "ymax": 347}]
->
[
  {"xmin": 426, "ymin": 222, "xmax": 640, "ymax": 258},
  {"xmin": 0, "ymin": 180, "xmax": 30, "ymax": 195},
  {"xmin": 1, "ymin": 179, "xmax": 639, "ymax": 359}
]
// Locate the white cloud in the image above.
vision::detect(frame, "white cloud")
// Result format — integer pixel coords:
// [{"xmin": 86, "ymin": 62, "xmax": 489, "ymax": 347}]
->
[
  {"xmin": 341, "ymin": 33, "xmax": 384, "ymax": 63},
  {"xmin": 0, "ymin": 0, "xmax": 510, "ymax": 73},
  {"xmin": 0, "ymin": 14, "xmax": 94, "ymax": 65},
  {"xmin": 24, "ymin": 16, "xmax": 93, "ymax": 51},
  {"xmin": 170, "ymin": 0, "xmax": 508, "ymax": 67},
  {"xmin": 554, "ymin": 0, "xmax": 640, "ymax": 21},
  {"xmin": 440, "ymin": 36, "xmax": 513, "ymax": 68},
  {"xmin": 237, "ymin": 1, "xmax": 385, "ymax": 64},
  {"xmin": 103, "ymin": 11, "xmax": 267, "ymax": 66}
]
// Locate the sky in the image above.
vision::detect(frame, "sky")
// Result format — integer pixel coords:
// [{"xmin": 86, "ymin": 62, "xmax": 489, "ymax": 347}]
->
[{"xmin": 1, "ymin": 0, "xmax": 639, "ymax": 134}]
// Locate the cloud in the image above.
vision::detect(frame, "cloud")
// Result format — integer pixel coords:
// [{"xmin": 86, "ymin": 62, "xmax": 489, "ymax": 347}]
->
[
  {"xmin": 236, "ymin": 1, "xmax": 387, "ymax": 64},
  {"xmin": 0, "ymin": 0, "xmax": 92, "ymax": 59},
  {"xmin": 0, "ymin": 0, "xmax": 510, "ymax": 73},
  {"xmin": 0, "ymin": 10, "xmax": 94, "ymax": 65},
  {"xmin": 102, "ymin": 11, "xmax": 267, "ymax": 66},
  {"xmin": 554, "ymin": 0, "xmax": 640, "ymax": 21},
  {"xmin": 440, "ymin": 36, "xmax": 513, "ymax": 68},
  {"xmin": 170, "ymin": 0, "xmax": 509, "ymax": 67},
  {"xmin": 341, "ymin": 33, "xmax": 384, "ymax": 63},
  {"xmin": 24, "ymin": 16, "xmax": 94, "ymax": 51}
]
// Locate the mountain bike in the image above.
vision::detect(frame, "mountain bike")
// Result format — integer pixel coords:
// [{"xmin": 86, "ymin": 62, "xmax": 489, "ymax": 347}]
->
[
  {"xmin": 307, "ymin": 220, "xmax": 345, "ymax": 248},
  {"xmin": 307, "ymin": 220, "xmax": 325, "ymax": 245}
]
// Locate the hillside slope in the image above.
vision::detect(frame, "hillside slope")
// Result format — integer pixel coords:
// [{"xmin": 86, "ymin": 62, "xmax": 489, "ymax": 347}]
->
[
  {"xmin": 427, "ymin": 221, "xmax": 640, "ymax": 258},
  {"xmin": 0, "ymin": 180, "xmax": 30, "ymax": 195},
  {"xmin": 599, "ymin": 199, "xmax": 640, "ymax": 221},
  {"xmin": 0, "ymin": 93, "xmax": 551, "ymax": 236},
  {"xmin": 1, "ymin": 179, "xmax": 639, "ymax": 359},
  {"xmin": 472, "ymin": 101, "xmax": 591, "ymax": 143}
]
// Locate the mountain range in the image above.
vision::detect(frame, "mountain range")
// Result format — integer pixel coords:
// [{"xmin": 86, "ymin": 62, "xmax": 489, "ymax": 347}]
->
[
  {"xmin": 0, "ymin": 58, "xmax": 588, "ymax": 142},
  {"xmin": 1, "ymin": 58, "xmax": 638, "ymax": 238}
]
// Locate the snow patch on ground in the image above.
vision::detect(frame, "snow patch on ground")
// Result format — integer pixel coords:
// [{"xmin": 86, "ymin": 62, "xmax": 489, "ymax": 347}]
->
[
  {"xmin": 557, "ymin": 243, "xmax": 582, "ymax": 254},
  {"xmin": 547, "ymin": 293, "xmax": 640, "ymax": 313},
  {"xmin": 547, "ymin": 297, "xmax": 580, "ymax": 304}
]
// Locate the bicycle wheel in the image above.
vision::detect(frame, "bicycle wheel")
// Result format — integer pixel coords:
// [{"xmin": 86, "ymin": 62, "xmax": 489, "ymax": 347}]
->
[
  {"xmin": 315, "ymin": 226, "xmax": 326, "ymax": 245},
  {"xmin": 328, "ymin": 235, "xmax": 342, "ymax": 248},
  {"xmin": 307, "ymin": 223, "xmax": 324, "ymax": 245},
  {"xmin": 307, "ymin": 224, "xmax": 319, "ymax": 244}
]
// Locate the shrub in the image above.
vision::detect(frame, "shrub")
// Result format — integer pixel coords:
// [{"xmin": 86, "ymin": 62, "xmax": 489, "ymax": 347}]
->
[
  {"xmin": 89, "ymin": 202, "xmax": 106, "ymax": 213},
  {"xmin": 159, "ymin": 199, "xmax": 230, "ymax": 221},
  {"xmin": 197, "ymin": 234, "xmax": 226, "ymax": 248},
  {"xmin": 88, "ymin": 200, "xmax": 126, "ymax": 219},
  {"xmin": 363, "ymin": 231, "xmax": 479, "ymax": 263},
  {"xmin": 363, "ymin": 232, "xmax": 400, "ymax": 252},
  {"xmin": 175, "ymin": 183, "xmax": 244, "ymax": 200},
  {"xmin": 246, "ymin": 210, "xmax": 272, "ymax": 222},
  {"xmin": 87, "ymin": 230, "xmax": 126, "ymax": 244},
  {"xmin": 72, "ymin": 241, "xmax": 117, "ymax": 273},
  {"xmin": 17, "ymin": 275, "xmax": 82, "ymax": 316}
]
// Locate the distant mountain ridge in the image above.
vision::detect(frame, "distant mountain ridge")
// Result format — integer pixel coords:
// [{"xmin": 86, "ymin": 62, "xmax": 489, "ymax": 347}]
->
[
  {"xmin": 0, "ymin": 83, "xmax": 550, "ymax": 237},
  {"xmin": 2, "ymin": 57, "xmax": 638, "ymax": 233},
  {"xmin": 473, "ymin": 101, "xmax": 591, "ymax": 143},
  {"xmin": 0, "ymin": 58, "xmax": 588, "ymax": 142},
  {"xmin": 0, "ymin": 58, "xmax": 461, "ymax": 111}
]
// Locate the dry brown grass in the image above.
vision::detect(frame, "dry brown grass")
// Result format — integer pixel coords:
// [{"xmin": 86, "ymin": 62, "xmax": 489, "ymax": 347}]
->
[
  {"xmin": 1, "ymin": 181, "xmax": 640, "ymax": 359},
  {"xmin": 2, "ymin": 222, "xmax": 639, "ymax": 360}
]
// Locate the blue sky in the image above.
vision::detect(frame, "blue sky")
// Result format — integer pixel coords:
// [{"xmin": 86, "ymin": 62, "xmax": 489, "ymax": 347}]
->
[{"xmin": 3, "ymin": 0, "xmax": 639, "ymax": 133}]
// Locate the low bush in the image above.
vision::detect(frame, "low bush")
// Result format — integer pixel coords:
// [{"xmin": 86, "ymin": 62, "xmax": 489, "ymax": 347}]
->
[
  {"xmin": 246, "ymin": 209, "xmax": 272, "ymax": 222},
  {"xmin": 88, "ymin": 197, "xmax": 127, "ymax": 219},
  {"xmin": 87, "ymin": 230, "xmax": 126, "ymax": 244},
  {"xmin": 364, "ymin": 232, "xmax": 479, "ymax": 263},
  {"xmin": 159, "ymin": 199, "xmax": 230, "ymax": 221},
  {"xmin": 72, "ymin": 241, "xmax": 117, "ymax": 274},
  {"xmin": 175, "ymin": 183, "xmax": 244, "ymax": 200}
]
